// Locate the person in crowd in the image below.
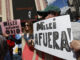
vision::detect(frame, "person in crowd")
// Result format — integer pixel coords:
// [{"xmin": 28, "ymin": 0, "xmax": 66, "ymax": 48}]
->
[
  {"xmin": 70, "ymin": 22, "xmax": 80, "ymax": 51},
  {"xmin": 14, "ymin": 27, "xmax": 25, "ymax": 56},
  {"xmin": 70, "ymin": 16, "xmax": 80, "ymax": 52},
  {"xmin": 37, "ymin": 5, "xmax": 80, "ymax": 60},
  {"xmin": 15, "ymin": 33, "xmax": 22, "ymax": 56},
  {"xmin": 0, "ymin": 35, "xmax": 11, "ymax": 60},
  {"xmin": 23, "ymin": 21, "xmax": 34, "ymax": 49},
  {"xmin": 37, "ymin": 5, "xmax": 60, "ymax": 19},
  {"xmin": 77, "ymin": 16, "xmax": 80, "ymax": 22},
  {"xmin": 3, "ymin": 33, "xmax": 15, "ymax": 60},
  {"xmin": 70, "ymin": 22, "xmax": 80, "ymax": 60},
  {"xmin": 37, "ymin": 5, "xmax": 63, "ymax": 60}
]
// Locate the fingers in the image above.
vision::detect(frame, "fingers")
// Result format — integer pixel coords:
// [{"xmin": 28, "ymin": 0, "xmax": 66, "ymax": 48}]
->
[
  {"xmin": 3, "ymin": 33, "xmax": 9, "ymax": 37},
  {"xmin": 70, "ymin": 40, "xmax": 80, "ymax": 51},
  {"xmin": 28, "ymin": 39, "xmax": 34, "ymax": 46}
]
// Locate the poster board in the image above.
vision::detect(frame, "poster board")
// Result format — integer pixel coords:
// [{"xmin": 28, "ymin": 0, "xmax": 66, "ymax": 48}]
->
[
  {"xmin": 33, "ymin": 15, "xmax": 76, "ymax": 60},
  {"xmin": 1, "ymin": 19, "xmax": 22, "ymax": 35}
]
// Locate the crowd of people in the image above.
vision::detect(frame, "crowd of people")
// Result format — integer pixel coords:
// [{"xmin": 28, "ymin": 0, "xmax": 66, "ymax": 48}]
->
[{"xmin": 0, "ymin": 4, "xmax": 80, "ymax": 60}]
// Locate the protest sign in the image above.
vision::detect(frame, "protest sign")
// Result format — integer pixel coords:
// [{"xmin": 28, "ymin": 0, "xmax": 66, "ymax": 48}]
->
[
  {"xmin": 1, "ymin": 19, "xmax": 22, "ymax": 35},
  {"xmin": 33, "ymin": 15, "xmax": 76, "ymax": 60}
]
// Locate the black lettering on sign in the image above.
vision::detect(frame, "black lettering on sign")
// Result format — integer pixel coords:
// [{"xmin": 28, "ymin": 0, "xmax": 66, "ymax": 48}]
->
[
  {"xmin": 53, "ymin": 32, "xmax": 59, "ymax": 49},
  {"xmin": 11, "ymin": 29, "xmax": 14, "ymax": 34},
  {"xmin": 13, "ymin": 30, "xmax": 15, "ymax": 34},
  {"xmin": 16, "ymin": 29, "xmax": 20, "ymax": 34},
  {"xmin": 48, "ymin": 32, "xmax": 52, "ymax": 48},
  {"xmin": 9, "ymin": 22, "xmax": 13, "ymax": 25},
  {"xmin": 12, "ymin": 26, "xmax": 16, "ymax": 29},
  {"xmin": 15, "ymin": 26, "xmax": 19, "ymax": 28},
  {"xmin": 37, "ymin": 22, "xmax": 44, "ymax": 31},
  {"xmin": 39, "ymin": 33, "xmax": 42, "ymax": 46},
  {"xmin": 35, "ymin": 34, "xmax": 38, "ymax": 45},
  {"xmin": 53, "ymin": 22, "xmax": 56, "ymax": 29},
  {"xmin": 49, "ymin": 23, "xmax": 52, "ymax": 29},
  {"xmin": 53, "ymin": 18, "xmax": 56, "ymax": 21},
  {"xmin": 46, "ymin": 23, "xmax": 52, "ymax": 30},
  {"xmin": 13, "ymin": 21, "xmax": 17, "ymax": 25},
  {"xmin": 61, "ymin": 31, "xmax": 71, "ymax": 52},
  {"xmin": 43, "ymin": 33, "xmax": 47, "ymax": 47},
  {"xmin": 46, "ymin": 24, "xmax": 49, "ymax": 30},
  {"xmin": 4, "ymin": 22, "xmax": 7, "ymax": 26},
  {"xmin": 6, "ymin": 30, "xmax": 10, "ymax": 34},
  {"xmin": 67, "ymin": 28, "xmax": 71, "ymax": 40}
]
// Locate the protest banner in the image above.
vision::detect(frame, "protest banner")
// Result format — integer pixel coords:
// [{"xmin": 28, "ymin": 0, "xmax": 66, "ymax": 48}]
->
[
  {"xmin": 1, "ymin": 19, "xmax": 22, "ymax": 35},
  {"xmin": 33, "ymin": 15, "xmax": 76, "ymax": 60}
]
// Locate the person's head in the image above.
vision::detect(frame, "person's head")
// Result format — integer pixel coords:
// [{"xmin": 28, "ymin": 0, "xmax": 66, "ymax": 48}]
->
[
  {"xmin": 37, "ymin": 5, "xmax": 61, "ymax": 19},
  {"xmin": 0, "ymin": 35, "xmax": 8, "ymax": 60},
  {"xmin": 24, "ymin": 21, "xmax": 33, "ymax": 34}
]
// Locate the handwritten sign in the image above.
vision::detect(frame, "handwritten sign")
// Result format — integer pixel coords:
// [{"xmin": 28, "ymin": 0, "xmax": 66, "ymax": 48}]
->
[
  {"xmin": 33, "ymin": 15, "xmax": 76, "ymax": 60},
  {"xmin": 1, "ymin": 19, "xmax": 22, "ymax": 35}
]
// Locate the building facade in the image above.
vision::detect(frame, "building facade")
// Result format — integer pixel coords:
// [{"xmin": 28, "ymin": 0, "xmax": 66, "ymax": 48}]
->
[
  {"xmin": 0, "ymin": 0, "xmax": 48, "ymax": 22},
  {"xmin": 0, "ymin": 0, "xmax": 13, "ymax": 22},
  {"xmin": 35, "ymin": 0, "xmax": 48, "ymax": 11}
]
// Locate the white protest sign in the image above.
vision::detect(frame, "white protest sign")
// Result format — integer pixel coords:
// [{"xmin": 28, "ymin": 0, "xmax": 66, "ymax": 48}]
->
[
  {"xmin": 1, "ymin": 19, "xmax": 22, "ymax": 35},
  {"xmin": 33, "ymin": 15, "xmax": 76, "ymax": 60}
]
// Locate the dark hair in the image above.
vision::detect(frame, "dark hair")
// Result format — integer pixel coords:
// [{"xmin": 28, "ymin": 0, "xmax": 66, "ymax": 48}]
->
[
  {"xmin": 24, "ymin": 21, "xmax": 33, "ymax": 34},
  {"xmin": 0, "ymin": 35, "xmax": 8, "ymax": 60},
  {"xmin": 41, "ymin": 11, "xmax": 60, "ymax": 19}
]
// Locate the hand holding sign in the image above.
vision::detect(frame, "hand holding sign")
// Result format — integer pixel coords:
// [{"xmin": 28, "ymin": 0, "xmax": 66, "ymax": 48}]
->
[
  {"xmin": 70, "ymin": 40, "xmax": 80, "ymax": 51},
  {"xmin": 3, "ymin": 33, "xmax": 9, "ymax": 37}
]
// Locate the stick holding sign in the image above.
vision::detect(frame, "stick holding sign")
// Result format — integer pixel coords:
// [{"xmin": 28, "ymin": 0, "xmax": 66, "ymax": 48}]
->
[{"xmin": 33, "ymin": 15, "xmax": 76, "ymax": 60}]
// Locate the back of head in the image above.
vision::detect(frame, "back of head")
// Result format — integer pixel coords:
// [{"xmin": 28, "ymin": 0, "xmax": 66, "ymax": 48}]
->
[
  {"xmin": 0, "ymin": 35, "xmax": 8, "ymax": 60},
  {"xmin": 44, "ymin": 5, "xmax": 60, "ymax": 13},
  {"xmin": 37, "ymin": 5, "xmax": 61, "ymax": 17}
]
